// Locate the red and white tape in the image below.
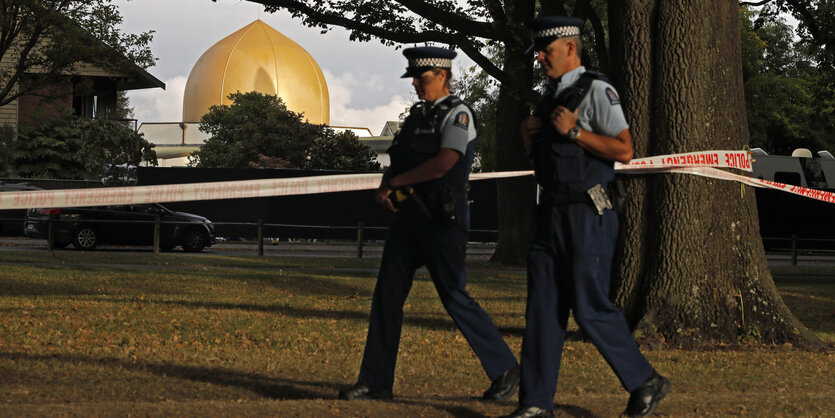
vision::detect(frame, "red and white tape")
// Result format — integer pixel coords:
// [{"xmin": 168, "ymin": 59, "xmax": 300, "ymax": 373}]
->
[
  {"xmin": 0, "ymin": 173, "xmax": 383, "ymax": 210},
  {"xmin": 614, "ymin": 150, "xmax": 752, "ymax": 172},
  {"xmin": 0, "ymin": 150, "xmax": 829, "ymax": 210},
  {"xmin": 658, "ymin": 166, "xmax": 835, "ymax": 204}
]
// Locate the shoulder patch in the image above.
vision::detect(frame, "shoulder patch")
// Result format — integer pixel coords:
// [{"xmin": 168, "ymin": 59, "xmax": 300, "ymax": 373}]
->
[
  {"xmin": 605, "ymin": 87, "xmax": 621, "ymax": 106},
  {"xmin": 453, "ymin": 111, "xmax": 469, "ymax": 129}
]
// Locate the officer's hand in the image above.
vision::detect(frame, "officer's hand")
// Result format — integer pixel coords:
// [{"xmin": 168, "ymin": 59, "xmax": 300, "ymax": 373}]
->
[
  {"xmin": 551, "ymin": 106, "xmax": 579, "ymax": 136},
  {"xmin": 375, "ymin": 187, "xmax": 398, "ymax": 212},
  {"xmin": 520, "ymin": 116, "xmax": 541, "ymax": 142}
]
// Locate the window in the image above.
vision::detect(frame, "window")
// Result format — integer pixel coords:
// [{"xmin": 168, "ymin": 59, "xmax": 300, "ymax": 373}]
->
[
  {"xmin": 799, "ymin": 159, "xmax": 828, "ymax": 189},
  {"xmin": 773, "ymin": 172, "xmax": 802, "ymax": 187}
]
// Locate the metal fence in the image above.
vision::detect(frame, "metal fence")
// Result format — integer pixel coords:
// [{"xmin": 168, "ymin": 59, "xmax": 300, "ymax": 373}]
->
[{"xmin": 0, "ymin": 216, "xmax": 498, "ymax": 258}]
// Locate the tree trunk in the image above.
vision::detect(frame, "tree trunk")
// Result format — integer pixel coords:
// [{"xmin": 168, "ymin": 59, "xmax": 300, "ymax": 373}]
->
[
  {"xmin": 491, "ymin": 1, "xmax": 537, "ymax": 265},
  {"xmin": 608, "ymin": 0, "xmax": 820, "ymax": 347}
]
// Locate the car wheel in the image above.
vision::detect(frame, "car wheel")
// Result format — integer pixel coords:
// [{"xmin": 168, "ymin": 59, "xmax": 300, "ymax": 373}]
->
[
  {"xmin": 181, "ymin": 228, "xmax": 208, "ymax": 252},
  {"xmin": 72, "ymin": 225, "xmax": 98, "ymax": 251}
]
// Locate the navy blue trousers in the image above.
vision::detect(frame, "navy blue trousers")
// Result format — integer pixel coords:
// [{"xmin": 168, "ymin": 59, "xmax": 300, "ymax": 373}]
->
[
  {"xmin": 357, "ymin": 202, "xmax": 517, "ymax": 390},
  {"xmin": 519, "ymin": 203, "xmax": 653, "ymax": 410}
]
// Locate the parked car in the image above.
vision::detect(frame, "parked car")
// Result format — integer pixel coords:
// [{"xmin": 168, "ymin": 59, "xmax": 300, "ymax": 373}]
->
[
  {"xmin": 24, "ymin": 203, "xmax": 216, "ymax": 252},
  {"xmin": 0, "ymin": 181, "xmax": 43, "ymax": 236}
]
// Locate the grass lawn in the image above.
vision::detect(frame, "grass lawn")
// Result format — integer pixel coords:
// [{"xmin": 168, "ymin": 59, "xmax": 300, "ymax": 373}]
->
[{"xmin": 0, "ymin": 250, "xmax": 832, "ymax": 416}]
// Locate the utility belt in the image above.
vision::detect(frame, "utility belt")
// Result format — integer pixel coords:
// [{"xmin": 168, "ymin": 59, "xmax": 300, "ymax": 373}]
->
[
  {"xmin": 392, "ymin": 183, "xmax": 469, "ymax": 226},
  {"xmin": 540, "ymin": 180, "xmax": 625, "ymax": 215},
  {"xmin": 443, "ymin": 183, "xmax": 470, "ymax": 198}
]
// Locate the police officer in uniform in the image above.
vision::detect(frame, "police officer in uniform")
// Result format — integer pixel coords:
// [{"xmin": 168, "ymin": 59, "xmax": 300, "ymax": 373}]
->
[
  {"xmin": 339, "ymin": 46, "xmax": 520, "ymax": 402},
  {"xmin": 502, "ymin": 17, "xmax": 670, "ymax": 418}
]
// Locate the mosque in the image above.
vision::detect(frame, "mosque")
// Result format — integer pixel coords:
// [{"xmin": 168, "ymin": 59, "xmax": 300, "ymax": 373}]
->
[{"xmin": 140, "ymin": 19, "xmax": 397, "ymax": 167}]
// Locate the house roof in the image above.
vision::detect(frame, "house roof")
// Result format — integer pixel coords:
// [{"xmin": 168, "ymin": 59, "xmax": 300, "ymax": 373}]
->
[
  {"xmin": 113, "ymin": 65, "xmax": 165, "ymax": 91},
  {"xmin": 36, "ymin": 5, "xmax": 166, "ymax": 91}
]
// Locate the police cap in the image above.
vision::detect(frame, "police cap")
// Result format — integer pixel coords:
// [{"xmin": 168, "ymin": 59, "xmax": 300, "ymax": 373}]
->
[
  {"xmin": 401, "ymin": 46, "xmax": 456, "ymax": 78},
  {"xmin": 526, "ymin": 16, "xmax": 584, "ymax": 54}
]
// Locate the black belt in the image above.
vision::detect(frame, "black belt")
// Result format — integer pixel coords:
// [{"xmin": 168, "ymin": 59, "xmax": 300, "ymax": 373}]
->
[{"xmin": 540, "ymin": 185, "xmax": 591, "ymax": 205}]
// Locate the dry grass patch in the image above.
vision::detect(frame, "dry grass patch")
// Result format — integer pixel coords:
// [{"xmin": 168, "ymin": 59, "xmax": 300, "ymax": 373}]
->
[{"xmin": 0, "ymin": 253, "xmax": 831, "ymax": 416}]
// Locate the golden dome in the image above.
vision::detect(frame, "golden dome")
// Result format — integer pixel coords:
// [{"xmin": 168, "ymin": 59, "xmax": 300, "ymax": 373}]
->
[{"xmin": 182, "ymin": 19, "xmax": 329, "ymax": 124}]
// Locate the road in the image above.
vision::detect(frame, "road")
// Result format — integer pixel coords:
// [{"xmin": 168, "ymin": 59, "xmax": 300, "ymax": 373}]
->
[
  {"xmin": 0, "ymin": 236, "xmax": 494, "ymax": 260},
  {"xmin": 2, "ymin": 237, "xmax": 835, "ymax": 268}
]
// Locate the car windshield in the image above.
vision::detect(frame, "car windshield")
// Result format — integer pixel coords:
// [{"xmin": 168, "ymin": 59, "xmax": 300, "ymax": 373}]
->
[{"xmin": 131, "ymin": 204, "xmax": 165, "ymax": 214}]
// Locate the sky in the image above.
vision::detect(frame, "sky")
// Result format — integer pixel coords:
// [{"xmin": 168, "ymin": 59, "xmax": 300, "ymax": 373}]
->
[
  {"xmin": 113, "ymin": 0, "xmax": 439, "ymax": 134},
  {"xmin": 113, "ymin": 1, "xmax": 796, "ymax": 135}
]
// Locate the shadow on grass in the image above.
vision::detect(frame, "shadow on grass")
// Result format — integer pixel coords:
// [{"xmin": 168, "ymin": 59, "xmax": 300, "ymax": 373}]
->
[
  {"xmin": 152, "ymin": 299, "xmax": 588, "ymax": 340},
  {"xmin": 0, "ymin": 277, "xmax": 96, "ymax": 297},
  {"xmin": 0, "ymin": 351, "xmax": 329, "ymax": 400},
  {"xmin": 0, "ymin": 351, "xmax": 576, "ymax": 417},
  {"xmin": 553, "ymin": 403, "xmax": 601, "ymax": 417},
  {"xmin": 779, "ymin": 291, "xmax": 835, "ymax": 335}
]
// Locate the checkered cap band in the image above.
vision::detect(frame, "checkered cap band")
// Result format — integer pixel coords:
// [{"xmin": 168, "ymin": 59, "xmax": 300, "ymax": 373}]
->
[
  {"xmin": 535, "ymin": 26, "xmax": 581, "ymax": 39},
  {"xmin": 410, "ymin": 58, "xmax": 452, "ymax": 68}
]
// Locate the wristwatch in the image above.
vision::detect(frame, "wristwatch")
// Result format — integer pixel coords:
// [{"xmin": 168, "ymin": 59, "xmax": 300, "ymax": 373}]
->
[{"xmin": 568, "ymin": 125, "xmax": 581, "ymax": 141}]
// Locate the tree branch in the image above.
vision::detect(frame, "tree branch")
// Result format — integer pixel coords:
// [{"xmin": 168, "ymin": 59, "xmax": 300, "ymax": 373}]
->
[
  {"xmin": 575, "ymin": 0, "xmax": 609, "ymax": 74},
  {"xmin": 452, "ymin": 33, "xmax": 526, "ymax": 93},
  {"xmin": 784, "ymin": 0, "xmax": 823, "ymax": 44},
  {"xmin": 739, "ymin": 0, "xmax": 772, "ymax": 6},
  {"xmin": 480, "ymin": 0, "xmax": 507, "ymax": 23},
  {"xmin": 0, "ymin": 17, "xmax": 49, "ymax": 107},
  {"xmin": 394, "ymin": 0, "xmax": 499, "ymax": 39},
  {"xmin": 255, "ymin": 0, "xmax": 507, "ymax": 42},
  {"xmin": 540, "ymin": 0, "xmax": 568, "ymax": 16},
  {"xmin": 252, "ymin": 1, "xmax": 538, "ymax": 100}
]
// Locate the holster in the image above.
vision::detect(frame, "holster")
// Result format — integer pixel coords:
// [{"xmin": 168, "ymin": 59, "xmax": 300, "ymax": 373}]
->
[
  {"xmin": 608, "ymin": 178, "xmax": 626, "ymax": 211},
  {"xmin": 439, "ymin": 183, "xmax": 469, "ymax": 226},
  {"xmin": 391, "ymin": 186, "xmax": 431, "ymax": 218},
  {"xmin": 394, "ymin": 183, "xmax": 468, "ymax": 226}
]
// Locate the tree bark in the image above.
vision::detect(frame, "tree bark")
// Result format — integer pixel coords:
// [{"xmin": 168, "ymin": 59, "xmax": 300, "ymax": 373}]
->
[
  {"xmin": 609, "ymin": 0, "xmax": 820, "ymax": 347},
  {"xmin": 490, "ymin": 0, "xmax": 537, "ymax": 265}
]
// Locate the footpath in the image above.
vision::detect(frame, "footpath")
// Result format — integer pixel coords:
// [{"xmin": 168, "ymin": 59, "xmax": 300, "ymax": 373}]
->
[{"xmin": 1, "ymin": 237, "xmax": 833, "ymax": 280}]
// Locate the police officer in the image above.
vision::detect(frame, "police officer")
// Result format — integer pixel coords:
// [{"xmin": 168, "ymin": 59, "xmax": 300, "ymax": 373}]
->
[
  {"xmin": 502, "ymin": 17, "xmax": 670, "ymax": 418},
  {"xmin": 339, "ymin": 46, "xmax": 520, "ymax": 402}
]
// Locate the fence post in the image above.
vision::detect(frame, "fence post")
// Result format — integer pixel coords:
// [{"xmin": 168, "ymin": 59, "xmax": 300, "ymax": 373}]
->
[
  {"xmin": 154, "ymin": 215, "xmax": 161, "ymax": 255},
  {"xmin": 791, "ymin": 234, "xmax": 798, "ymax": 266},
  {"xmin": 356, "ymin": 222, "xmax": 364, "ymax": 259},
  {"xmin": 47, "ymin": 214, "xmax": 54, "ymax": 253},
  {"xmin": 257, "ymin": 218, "xmax": 264, "ymax": 256}
]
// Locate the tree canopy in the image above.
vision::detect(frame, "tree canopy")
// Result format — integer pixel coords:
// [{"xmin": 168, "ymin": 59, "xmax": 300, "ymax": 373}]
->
[
  {"xmin": 192, "ymin": 91, "xmax": 380, "ymax": 171},
  {"xmin": 0, "ymin": 0, "xmax": 155, "ymax": 107},
  {"xmin": 743, "ymin": 0, "xmax": 834, "ymax": 70},
  {"xmin": 192, "ymin": 91, "xmax": 323, "ymax": 168},
  {"xmin": 0, "ymin": 112, "xmax": 156, "ymax": 180},
  {"xmin": 740, "ymin": 5, "xmax": 834, "ymax": 155},
  {"xmin": 305, "ymin": 131, "xmax": 382, "ymax": 172}
]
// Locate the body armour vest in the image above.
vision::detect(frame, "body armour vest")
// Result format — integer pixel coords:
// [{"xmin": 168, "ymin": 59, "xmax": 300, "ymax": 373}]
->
[
  {"xmin": 533, "ymin": 72, "xmax": 615, "ymax": 191},
  {"xmin": 387, "ymin": 95, "xmax": 477, "ymax": 197}
]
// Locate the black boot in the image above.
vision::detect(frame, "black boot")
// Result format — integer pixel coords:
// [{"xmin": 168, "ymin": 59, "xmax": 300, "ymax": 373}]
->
[
  {"xmin": 500, "ymin": 406, "xmax": 553, "ymax": 418},
  {"xmin": 624, "ymin": 372, "xmax": 670, "ymax": 416},
  {"xmin": 338, "ymin": 382, "xmax": 393, "ymax": 400},
  {"xmin": 482, "ymin": 364, "xmax": 520, "ymax": 401}
]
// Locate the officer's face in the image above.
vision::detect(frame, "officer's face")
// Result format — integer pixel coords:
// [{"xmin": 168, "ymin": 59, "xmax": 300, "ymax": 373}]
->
[
  {"xmin": 536, "ymin": 38, "xmax": 574, "ymax": 79},
  {"xmin": 412, "ymin": 69, "xmax": 447, "ymax": 102}
]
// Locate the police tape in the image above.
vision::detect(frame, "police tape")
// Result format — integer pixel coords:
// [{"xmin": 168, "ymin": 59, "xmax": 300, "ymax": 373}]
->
[
  {"xmin": 0, "ymin": 150, "xmax": 825, "ymax": 210},
  {"xmin": 657, "ymin": 166, "xmax": 835, "ymax": 204},
  {"xmin": 0, "ymin": 174, "xmax": 384, "ymax": 210},
  {"xmin": 614, "ymin": 150, "xmax": 752, "ymax": 172}
]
